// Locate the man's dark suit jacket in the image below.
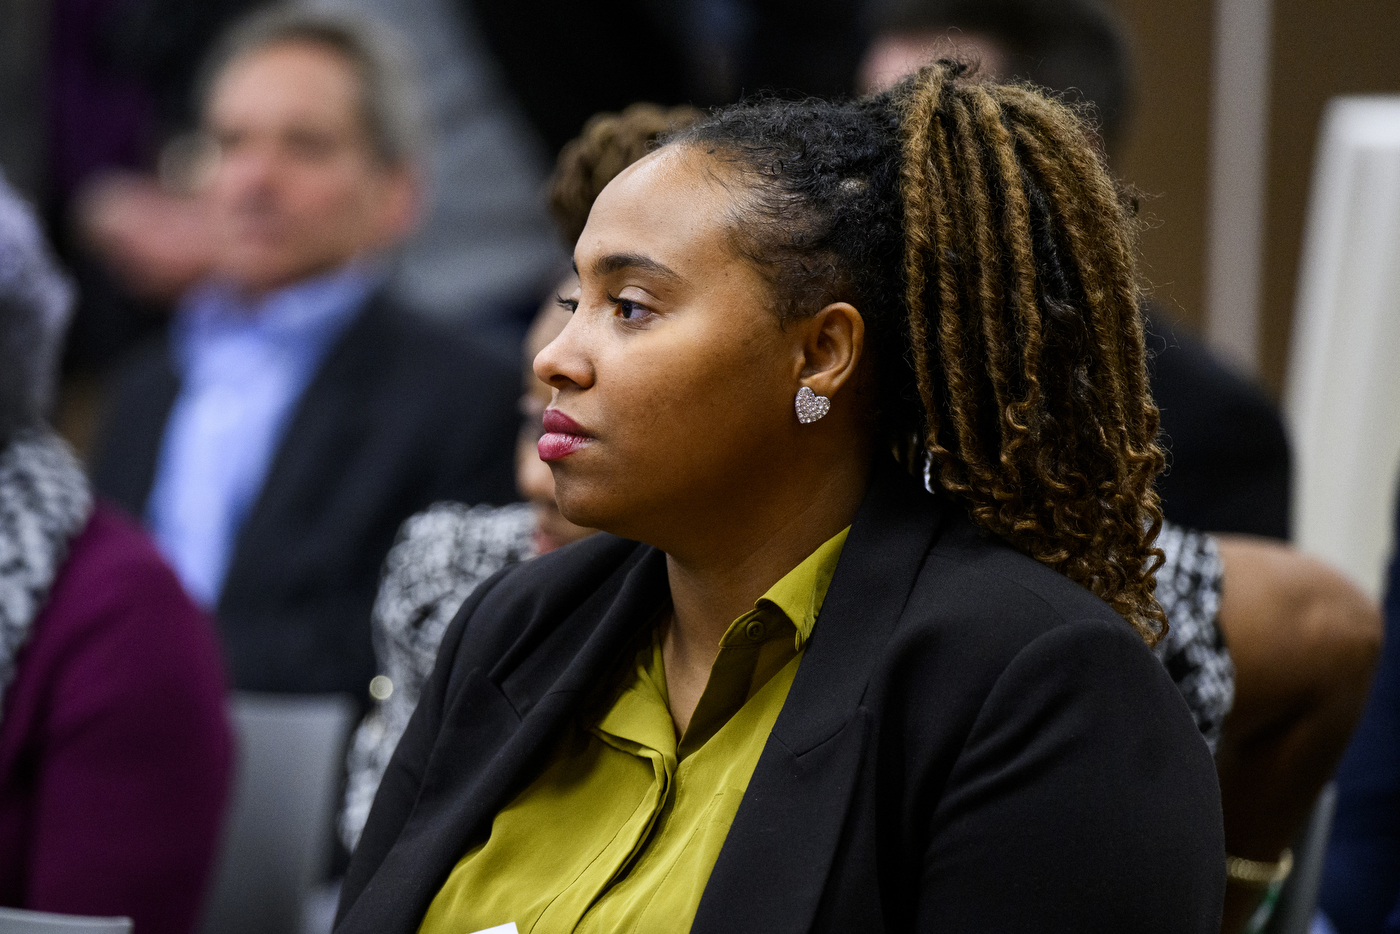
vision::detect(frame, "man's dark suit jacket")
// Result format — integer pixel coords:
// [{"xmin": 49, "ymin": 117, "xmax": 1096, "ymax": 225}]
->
[
  {"xmin": 1147, "ymin": 311, "xmax": 1292, "ymax": 539},
  {"xmin": 91, "ymin": 290, "xmax": 520, "ymax": 701},
  {"xmin": 336, "ymin": 463, "xmax": 1225, "ymax": 933}
]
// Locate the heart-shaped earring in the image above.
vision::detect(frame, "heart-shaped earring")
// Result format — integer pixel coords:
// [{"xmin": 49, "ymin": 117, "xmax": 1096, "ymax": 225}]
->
[{"xmin": 795, "ymin": 386, "xmax": 831, "ymax": 424}]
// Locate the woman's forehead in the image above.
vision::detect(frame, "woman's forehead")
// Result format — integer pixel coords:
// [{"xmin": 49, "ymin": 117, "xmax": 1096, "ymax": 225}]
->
[
  {"xmin": 596, "ymin": 145, "xmax": 726, "ymax": 214},
  {"xmin": 578, "ymin": 145, "xmax": 736, "ymax": 269}
]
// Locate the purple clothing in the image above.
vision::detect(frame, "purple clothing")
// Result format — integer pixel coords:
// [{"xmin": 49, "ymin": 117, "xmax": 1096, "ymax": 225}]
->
[
  {"xmin": 0, "ymin": 503, "xmax": 233, "ymax": 933},
  {"xmin": 46, "ymin": 0, "xmax": 156, "ymax": 201}
]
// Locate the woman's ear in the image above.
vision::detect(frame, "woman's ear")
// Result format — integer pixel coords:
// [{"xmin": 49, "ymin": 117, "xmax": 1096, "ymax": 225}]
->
[{"xmin": 797, "ymin": 302, "xmax": 865, "ymax": 398}]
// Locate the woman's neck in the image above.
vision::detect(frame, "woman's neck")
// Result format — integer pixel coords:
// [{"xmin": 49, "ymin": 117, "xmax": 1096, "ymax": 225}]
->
[{"xmin": 659, "ymin": 454, "xmax": 871, "ymax": 734}]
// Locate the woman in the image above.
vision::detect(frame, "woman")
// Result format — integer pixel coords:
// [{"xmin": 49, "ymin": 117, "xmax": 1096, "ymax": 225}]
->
[
  {"xmin": 336, "ymin": 64, "xmax": 1224, "ymax": 932},
  {"xmin": 0, "ymin": 174, "xmax": 233, "ymax": 931},
  {"xmin": 341, "ymin": 102, "xmax": 1239, "ymax": 856}
]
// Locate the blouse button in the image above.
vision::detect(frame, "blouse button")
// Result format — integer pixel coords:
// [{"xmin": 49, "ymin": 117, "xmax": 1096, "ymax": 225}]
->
[
  {"xmin": 369, "ymin": 675, "xmax": 394, "ymax": 701},
  {"xmin": 745, "ymin": 619, "xmax": 767, "ymax": 642}
]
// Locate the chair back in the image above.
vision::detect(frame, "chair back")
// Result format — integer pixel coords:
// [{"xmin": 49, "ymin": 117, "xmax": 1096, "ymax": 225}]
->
[
  {"xmin": 1265, "ymin": 782, "xmax": 1340, "ymax": 934},
  {"xmin": 199, "ymin": 692, "xmax": 357, "ymax": 934},
  {"xmin": 0, "ymin": 908, "xmax": 131, "ymax": 934},
  {"xmin": 1287, "ymin": 95, "xmax": 1400, "ymax": 600}
]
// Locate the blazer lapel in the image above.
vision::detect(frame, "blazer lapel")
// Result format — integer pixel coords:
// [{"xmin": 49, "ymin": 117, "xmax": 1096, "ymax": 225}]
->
[
  {"xmin": 93, "ymin": 341, "xmax": 181, "ymax": 517},
  {"xmin": 338, "ymin": 544, "xmax": 670, "ymax": 932},
  {"xmin": 693, "ymin": 463, "xmax": 949, "ymax": 934},
  {"xmin": 216, "ymin": 293, "xmax": 388, "ymax": 610}
]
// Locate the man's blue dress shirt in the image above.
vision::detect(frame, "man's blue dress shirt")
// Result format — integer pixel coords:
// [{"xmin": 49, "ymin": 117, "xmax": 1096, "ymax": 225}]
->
[{"xmin": 147, "ymin": 264, "xmax": 380, "ymax": 608}]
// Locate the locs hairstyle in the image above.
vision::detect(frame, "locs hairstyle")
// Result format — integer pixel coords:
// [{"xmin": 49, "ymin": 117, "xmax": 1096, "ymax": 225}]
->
[{"xmin": 670, "ymin": 61, "xmax": 1167, "ymax": 642}]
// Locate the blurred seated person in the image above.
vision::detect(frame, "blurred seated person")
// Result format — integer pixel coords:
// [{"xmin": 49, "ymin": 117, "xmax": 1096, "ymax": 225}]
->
[
  {"xmin": 858, "ymin": 2, "xmax": 1375, "ymax": 929},
  {"xmin": 1210, "ymin": 535, "xmax": 1380, "ymax": 932},
  {"xmin": 0, "ymin": 174, "xmax": 233, "ymax": 932},
  {"xmin": 1321, "ymin": 492, "xmax": 1400, "ymax": 934},
  {"xmin": 860, "ymin": 0, "xmax": 1291, "ymax": 540},
  {"xmin": 90, "ymin": 7, "xmax": 520, "ymax": 702}
]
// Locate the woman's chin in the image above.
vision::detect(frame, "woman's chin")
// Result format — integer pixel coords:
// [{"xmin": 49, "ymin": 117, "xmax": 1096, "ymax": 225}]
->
[{"xmin": 550, "ymin": 484, "xmax": 617, "ymax": 532}]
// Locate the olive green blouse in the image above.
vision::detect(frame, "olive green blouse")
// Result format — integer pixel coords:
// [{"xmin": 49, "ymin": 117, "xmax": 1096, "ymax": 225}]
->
[{"xmin": 418, "ymin": 527, "xmax": 850, "ymax": 934}]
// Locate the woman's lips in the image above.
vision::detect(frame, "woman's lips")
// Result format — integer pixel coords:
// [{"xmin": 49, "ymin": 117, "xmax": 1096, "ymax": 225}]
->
[{"xmin": 538, "ymin": 408, "xmax": 592, "ymax": 462}]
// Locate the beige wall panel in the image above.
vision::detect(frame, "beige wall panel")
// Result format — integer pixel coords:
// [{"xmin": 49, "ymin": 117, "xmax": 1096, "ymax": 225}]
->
[
  {"xmin": 1262, "ymin": 0, "xmax": 1400, "ymax": 394},
  {"xmin": 1103, "ymin": 0, "xmax": 1215, "ymax": 335}
]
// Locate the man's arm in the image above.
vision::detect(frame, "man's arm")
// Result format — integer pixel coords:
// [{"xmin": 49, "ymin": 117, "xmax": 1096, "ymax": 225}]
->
[{"xmin": 1213, "ymin": 536, "xmax": 1382, "ymax": 934}]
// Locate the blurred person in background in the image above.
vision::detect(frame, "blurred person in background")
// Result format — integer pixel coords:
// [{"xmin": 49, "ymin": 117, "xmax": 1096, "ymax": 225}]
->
[
  {"xmin": 86, "ymin": 0, "xmax": 570, "ymax": 360},
  {"xmin": 0, "ymin": 174, "xmax": 233, "ymax": 932},
  {"xmin": 89, "ymin": 7, "xmax": 520, "ymax": 707},
  {"xmin": 1321, "ymin": 493, "xmax": 1400, "ymax": 934},
  {"xmin": 858, "ymin": 2, "xmax": 1382, "ymax": 931}
]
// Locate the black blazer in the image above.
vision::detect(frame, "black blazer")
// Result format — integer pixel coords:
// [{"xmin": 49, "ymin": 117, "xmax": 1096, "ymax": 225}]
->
[
  {"xmin": 91, "ymin": 291, "xmax": 520, "ymax": 700},
  {"xmin": 337, "ymin": 463, "xmax": 1225, "ymax": 933}
]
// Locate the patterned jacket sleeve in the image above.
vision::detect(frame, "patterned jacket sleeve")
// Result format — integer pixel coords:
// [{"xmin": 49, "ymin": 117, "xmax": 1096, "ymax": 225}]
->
[
  {"xmin": 339, "ymin": 502, "xmax": 535, "ymax": 850},
  {"xmin": 1152, "ymin": 520, "xmax": 1234, "ymax": 753}
]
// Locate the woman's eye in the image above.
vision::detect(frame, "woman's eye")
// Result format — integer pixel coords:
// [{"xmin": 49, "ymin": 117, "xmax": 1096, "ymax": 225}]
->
[
  {"xmin": 555, "ymin": 296, "xmax": 578, "ymax": 313},
  {"xmin": 605, "ymin": 292, "xmax": 650, "ymax": 321}
]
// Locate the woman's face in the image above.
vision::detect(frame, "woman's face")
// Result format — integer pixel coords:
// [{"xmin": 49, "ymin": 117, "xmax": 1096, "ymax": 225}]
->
[{"xmin": 533, "ymin": 146, "xmax": 815, "ymax": 548}]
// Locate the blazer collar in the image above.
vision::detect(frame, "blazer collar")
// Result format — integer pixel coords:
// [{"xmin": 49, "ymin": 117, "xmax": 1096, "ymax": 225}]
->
[
  {"xmin": 346, "ymin": 540, "xmax": 666, "ymax": 932},
  {"xmin": 774, "ymin": 458, "xmax": 948, "ymax": 752},
  {"xmin": 499, "ymin": 542, "xmax": 669, "ymax": 712},
  {"xmin": 495, "ymin": 459, "xmax": 946, "ymax": 735},
  {"xmin": 693, "ymin": 459, "xmax": 949, "ymax": 934}
]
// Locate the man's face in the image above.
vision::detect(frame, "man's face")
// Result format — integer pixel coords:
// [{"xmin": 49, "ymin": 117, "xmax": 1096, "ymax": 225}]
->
[{"xmin": 204, "ymin": 40, "xmax": 415, "ymax": 296}]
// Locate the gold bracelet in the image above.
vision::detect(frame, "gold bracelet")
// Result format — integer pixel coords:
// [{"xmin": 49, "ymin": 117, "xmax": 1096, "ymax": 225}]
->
[{"xmin": 1225, "ymin": 848, "xmax": 1294, "ymax": 886}]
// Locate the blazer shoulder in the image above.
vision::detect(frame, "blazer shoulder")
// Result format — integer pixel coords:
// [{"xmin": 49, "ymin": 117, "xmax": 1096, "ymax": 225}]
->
[
  {"xmin": 921, "ymin": 513, "xmax": 1132, "ymax": 636},
  {"xmin": 444, "ymin": 533, "xmax": 653, "ymax": 677},
  {"xmin": 881, "ymin": 511, "xmax": 1158, "ymax": 708}
]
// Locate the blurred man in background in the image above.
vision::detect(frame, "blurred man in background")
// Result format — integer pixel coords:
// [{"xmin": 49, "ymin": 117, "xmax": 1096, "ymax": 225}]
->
[{"xmin": 90, "ymin": 7, "xmax": 519, "ymax": 707}]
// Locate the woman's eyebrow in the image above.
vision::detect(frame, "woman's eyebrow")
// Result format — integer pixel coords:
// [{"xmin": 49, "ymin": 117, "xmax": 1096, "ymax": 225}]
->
[{"xmin": 587, "ymin": 252, "xmax": 684, "ymax": 283}]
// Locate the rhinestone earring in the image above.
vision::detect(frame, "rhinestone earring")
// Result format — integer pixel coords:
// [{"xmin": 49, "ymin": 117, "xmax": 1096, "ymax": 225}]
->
[{"xmin": 795, "ymin": 386, "xmax": 831, "ymax": 424}]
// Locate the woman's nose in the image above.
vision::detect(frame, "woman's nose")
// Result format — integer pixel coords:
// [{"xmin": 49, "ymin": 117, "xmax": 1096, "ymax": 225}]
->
[{"xmin": 532, "ymin": 312, "xmax": 593, "ymax": 391}]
